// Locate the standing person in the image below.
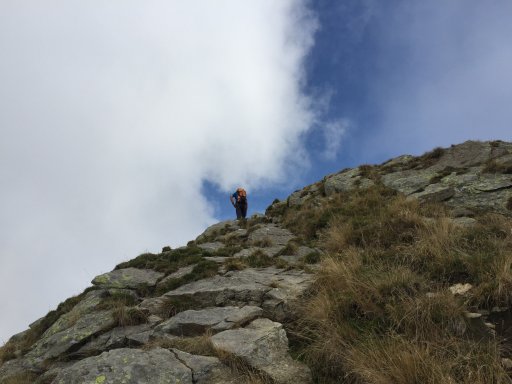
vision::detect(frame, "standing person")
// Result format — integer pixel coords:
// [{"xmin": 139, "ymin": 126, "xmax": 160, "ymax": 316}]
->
[{"xmin": 230, "ymin": 187, "xmax": 248, "ymax": 219}]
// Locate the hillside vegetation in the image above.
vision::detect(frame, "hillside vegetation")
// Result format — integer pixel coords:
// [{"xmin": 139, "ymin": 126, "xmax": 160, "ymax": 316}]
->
[{"xmin": 1, "ymin": 140, "xmax": 512, "ymax": 384}]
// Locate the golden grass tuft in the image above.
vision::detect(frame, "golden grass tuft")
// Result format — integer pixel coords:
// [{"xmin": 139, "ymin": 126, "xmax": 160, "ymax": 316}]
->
[{"xmin": 111, "ymin": 305, "xmax": 148, "ymax": 327}]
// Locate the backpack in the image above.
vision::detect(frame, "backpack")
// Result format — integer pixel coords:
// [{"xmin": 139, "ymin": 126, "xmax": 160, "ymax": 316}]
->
[{"xmin": 237, "ymin": 188, "xmax": 247, "ymax": 203}]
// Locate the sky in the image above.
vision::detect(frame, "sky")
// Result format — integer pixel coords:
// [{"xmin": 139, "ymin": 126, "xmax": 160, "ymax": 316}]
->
[{"xmin": 1, "ymin": 0, "xmax": 512, "ymax": 342}]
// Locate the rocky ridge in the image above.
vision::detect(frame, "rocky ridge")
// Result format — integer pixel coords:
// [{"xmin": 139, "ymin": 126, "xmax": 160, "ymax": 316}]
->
[{"xmin": 1, "ymin": 140, "xmax": 512, "ymax": 384}]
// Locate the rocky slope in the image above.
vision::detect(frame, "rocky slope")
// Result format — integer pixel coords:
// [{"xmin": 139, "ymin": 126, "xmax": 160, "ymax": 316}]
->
[{"xmin": 1, "ymin": 140, "xmax": 512, "ymax": 384}]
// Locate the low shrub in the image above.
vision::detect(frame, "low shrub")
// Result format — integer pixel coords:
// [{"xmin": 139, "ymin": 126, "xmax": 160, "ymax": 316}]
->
[
  {"xmin": 112, "ymin": 305, "xmax": 148, "ymax": 327},
  {"xmin": 155, "ymin": 260, "xmax": 218, "ymax": 296}
]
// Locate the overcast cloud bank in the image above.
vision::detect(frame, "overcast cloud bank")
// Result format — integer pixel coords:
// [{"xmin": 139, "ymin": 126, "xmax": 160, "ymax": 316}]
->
[{"xmin": 0, "ymin": 1, "xmax": 317, "ymax": 342}]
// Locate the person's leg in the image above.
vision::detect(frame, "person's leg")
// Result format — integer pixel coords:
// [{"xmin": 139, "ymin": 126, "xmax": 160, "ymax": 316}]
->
[
  {"xmin": 241, "ymin": 202, "xmax": 248, "ymax": 218},
  {"xmin": 235, "ymin": 204, "xmax": 242, "ymax": 219}
]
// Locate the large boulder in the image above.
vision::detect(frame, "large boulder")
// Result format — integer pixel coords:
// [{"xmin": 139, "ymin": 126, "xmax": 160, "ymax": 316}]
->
[
  {"xmin": 92, "ymin": 268, "xmax": 164, "ymax": 289},
  {"xmin": 324, "ymin": 168, "xmax": 374, "ymax": 196},
  {"xmin": 72, "ymin": 323, "xmax": 153, "ymax": 357},
  {"xmin": 248, "ymin": 224, "xmax": 295, "ymax": 247},
  {"xmin": 51, "ymin": 348, "xmax": 192, "ymax": 384},
  {"xmin": 154, "ymin": 306, "xmax": 263, "ymax": 336},
  {"xmin": 211, "ymin": 318, "xmax": 312, "ymax": 384},
  {"xmin": 26, "ymin": 310, "xmax": 116, "ymax": 363}
]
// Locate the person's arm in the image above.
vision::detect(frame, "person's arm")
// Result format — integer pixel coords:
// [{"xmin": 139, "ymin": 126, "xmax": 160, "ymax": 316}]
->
[{"xmin": 230, "ymin": 193, "xmax": 236, "ymax": 206}]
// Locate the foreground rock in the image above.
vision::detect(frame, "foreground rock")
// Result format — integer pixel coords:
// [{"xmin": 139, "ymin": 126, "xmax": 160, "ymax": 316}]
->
[
  {"xmin": 51, "ymin": 348, "xmax": 192, "ymax": 384},
  {"xmin": 212, "ymin": 318, "xmax": 312, "ymax": 384}
]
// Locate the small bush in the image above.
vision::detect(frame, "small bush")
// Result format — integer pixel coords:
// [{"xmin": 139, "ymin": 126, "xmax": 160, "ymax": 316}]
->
[
  {"xmin": 115, "ymin": 246, "xmax": 205, "ymax": 275},
  {"xmin": 246, "ymin": 250, "xmax": 273, "ymax": 268},
  {"xmin": 213, "ymin": 245, "xmax": 242, "ymax": 257},
  {"xmin": 277, "ymin": 241, "xmax": 299, "ymax": 256},
  {"xmin": 112, "ymin": 305, "xmax": 148, "ymax": 327},
  {"xmin": 482, "ymin": 160, "xmax": 512, "ymax": 174},
  {"xmin": 224, "ymin": 258, "xmax": 247, "ymax": 271},
  {"xmin": 96, "ymin": 291, "xmax": 138, "ymax": 310},
  {"xmin": 303, "ymin": 251, "xmax": 321, "ymax": 264},
  {"xmin": 145, "ymin": 333, "xmax": 216, "ymax": 356},
  {"xmin": 158, "ymin": 296, "xmax": 203, "ymax": 318},
  {"xmin": 1, "ymin": 373, "xmax": 40, "ymax": 384},
  {"xmin": 252, "ymin": 237, "xmax": 273, "ymax": 247},
  {"xmin": 0, "ymin": 341, "xmax": 17, "ymax": 363}
]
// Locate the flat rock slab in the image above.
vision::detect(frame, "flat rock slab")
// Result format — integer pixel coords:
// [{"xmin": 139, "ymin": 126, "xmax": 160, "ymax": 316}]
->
[
  {"xmin": 211, "ymin": 318, "xmax": 312, "ymax": 384},
  {"xmin": 408, "ymin": 184, "xmax": 455, "ymax": 202},
  {"xmin": 248, "ymin": 225, "xmax": 295, "ymax": 247},
  {"xmin": 154, "ymin": 306, "xmax": 263, "ymax": 336},
  {"xmin": 27, "ymin": 310, "xmax": 116, "ymax": 363},
  {"xmin": 92, "ymin": 268, "xmax": 164, "ymax": 289},
  {"xmin": 197, "ymin": 242, "xmax": 224, "ymax": 252},
  {"xmin": 51, "ymin": 348, "xmax": 192, "ymax": 384},
  {"xmin": 74, "ymin": 323, "xmax": 152, "ymax": 357},
  {"xmin": 165, "ymin": 268, "xmax": 313, "ymax": 321}
]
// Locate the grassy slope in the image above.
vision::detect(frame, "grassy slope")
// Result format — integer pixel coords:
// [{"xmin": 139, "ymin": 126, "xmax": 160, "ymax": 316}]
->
[{"xmin": 270, "ymin": 183, "xmax": 512, "ymax": 383}]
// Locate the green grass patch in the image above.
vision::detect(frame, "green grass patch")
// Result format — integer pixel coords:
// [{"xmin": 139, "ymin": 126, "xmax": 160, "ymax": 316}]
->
[
  {"xmin": 115, "ymin": 246, "xmax": 206, "ymax": 275},
  {"xmin": 155, "ymin": 260, "xmax": 219, "ymax": 296}
]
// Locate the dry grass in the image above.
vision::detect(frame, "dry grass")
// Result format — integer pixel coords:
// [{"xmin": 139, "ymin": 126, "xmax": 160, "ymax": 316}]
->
[
  {"xmin": 111, "ymin": 305, "xmax": 148, "ymax": 327},
  {"xmin": 144, "ymin": 333, "xmax": 216, "ymax": 356},
  {"xmin": 215, "ymin": 348, "xmax": 273, "ymax": 384},
  {"xmin": 0, "ymin": 341, "xmax": 17, "ymax": 364},
  {"xmin": 0, "ymin": 373, "xmax": 40, "ymax": 384},
  {"xmin": 252, "ymin": 237, "xmax": 273, "ymax": 247},
  {"xmin": 290, "ymin": 184, "xmax": 512, "ymax": 383}
]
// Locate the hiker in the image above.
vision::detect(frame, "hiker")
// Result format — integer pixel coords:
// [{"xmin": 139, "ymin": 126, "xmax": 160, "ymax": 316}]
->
[{"xmin": 230, "ymin": 187, "xmax": 248, "ymax": 219}]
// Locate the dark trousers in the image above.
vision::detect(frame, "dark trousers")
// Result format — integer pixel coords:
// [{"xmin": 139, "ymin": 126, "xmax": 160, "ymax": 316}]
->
[{"xmin": 235, "ymin": 202, "xmax": 248, "ymax": 219}]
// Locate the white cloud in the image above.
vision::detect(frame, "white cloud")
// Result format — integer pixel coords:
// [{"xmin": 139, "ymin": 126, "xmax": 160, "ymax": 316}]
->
[
  {"xmin": 0, "ymin": 1, "xmax": 317, "ymax": 342},
  {"xmin": 321, "ymin": 119, "xmax": 349, "ymax": 160}
]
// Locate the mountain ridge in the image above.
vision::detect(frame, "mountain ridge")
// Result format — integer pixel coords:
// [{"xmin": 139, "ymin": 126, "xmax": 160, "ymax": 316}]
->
[{"xmin": 1, "ymin": 139, "xmax": 512, "ymax": 384}]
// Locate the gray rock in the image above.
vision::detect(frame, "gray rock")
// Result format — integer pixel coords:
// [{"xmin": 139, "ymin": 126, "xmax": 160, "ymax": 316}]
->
[
  {"xmin": 203, "ymin": 256, "xmax": 230, "ymax": 264},
  {"xmin": 196, "ymin": 220, "xmax": 238, "ymax": 243},
  {"xmin": 92, "ymin": 268, "xmax": 164, "ymax": 289},
  {"xmin": 382, "ymin": 169, "xmax": 436, "ymax": 195},
  {"xmin": 234, "ymin": 246, "xmax": 285, "ymax": 258},
  {"xmin": 172, "ymin": 349, "xmax": 239, "ymax": 384},
  {"xmin": 288, "ymin": 190, "xmax": 311, "ymax": 207},
  {"xmin": 154, "ymin": 306, "xmax": 263, "ymax": 336},
  {"xmin": 211, "ymin": 318, "xmax": 312, "ymax": 384},
  {"xmin": 26, "ymin": 309, "xmax": 116, "ymax": 363},
  {"xmin": 248, "ymin": 225, "xmax": 295, "ymax": 247},
  {"xmin": 451, "ymin": 217, "xmax": 477, "ymax": 227},
  {"xmin": 434, "ymin": 141, "xmax": 493, "ymax": 169},
  {"xmin": 408, "ymin": 184, "xmax": 455, "ymax": 202},
  {"xmin": 51, "ymin": 348, "xmax": 192, "ymax": 384},
  {"xmin": 165, "ymin": 268, "xmax": 312, "ymax": 321},
  {"xmin": 73, "ymin": 324, "xmax": 153, "ymax": 357},
  {"xmin": 472, "ymin": 174, "xmax": 512, "ymax": 192},
  {"xmin": 324, "ymin": 168, "xmax": 374, "ymax": 196},
  {"xmin": 197, "ymin": 242, "xmax": 224, "ymax": 252}
]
